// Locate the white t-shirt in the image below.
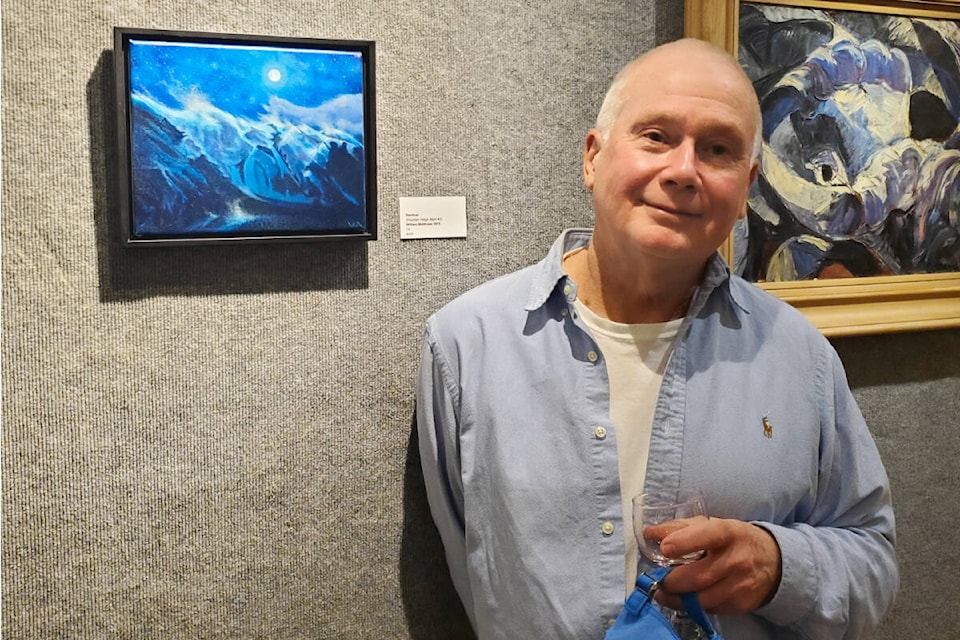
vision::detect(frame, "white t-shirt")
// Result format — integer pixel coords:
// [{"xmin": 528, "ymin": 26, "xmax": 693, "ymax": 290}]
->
[{"xmin": 573, "ymin": 298, "xmax": 681, "ymax": 593}]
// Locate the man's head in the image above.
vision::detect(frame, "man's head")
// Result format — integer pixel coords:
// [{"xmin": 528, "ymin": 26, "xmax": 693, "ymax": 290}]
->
[
  {"xmin": 583, "ymin": 38, "xmax": 762, "ymax": 272},
  {"xmin": 595, "ymin": 39, "xmax": 763, "ymax": 162}
]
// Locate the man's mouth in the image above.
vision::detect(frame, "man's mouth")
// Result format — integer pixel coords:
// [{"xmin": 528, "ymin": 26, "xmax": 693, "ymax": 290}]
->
[{"xmin": 645, "ymin": 202, "xmax": 697, "ymax": 218}]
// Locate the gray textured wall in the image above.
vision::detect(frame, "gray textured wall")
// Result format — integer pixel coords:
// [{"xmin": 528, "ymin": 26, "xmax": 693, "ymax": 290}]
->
[{"xmin": 2, "ymin": 0, "xmax": 957, "ymax": 638}]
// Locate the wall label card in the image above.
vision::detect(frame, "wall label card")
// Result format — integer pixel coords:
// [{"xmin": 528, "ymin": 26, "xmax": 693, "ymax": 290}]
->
[{"xmin": 399, "ymin": 196, "xmax": 467, "ymax": 239}]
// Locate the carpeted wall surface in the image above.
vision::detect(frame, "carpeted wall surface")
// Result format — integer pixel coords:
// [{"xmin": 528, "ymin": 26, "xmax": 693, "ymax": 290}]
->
[{"xmin": 2, "ymin": 0, "xmax": 958, "ymax": 638}]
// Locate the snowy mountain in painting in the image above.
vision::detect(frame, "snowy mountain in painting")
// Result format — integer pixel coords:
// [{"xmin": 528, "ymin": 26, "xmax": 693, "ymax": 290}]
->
[{"xmin": 128, "ymin": 90, "xmax": 367, "ymax": 237}]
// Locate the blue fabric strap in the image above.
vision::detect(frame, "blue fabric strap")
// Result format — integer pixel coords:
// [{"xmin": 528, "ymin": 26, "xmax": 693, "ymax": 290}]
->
[
  {"xmin": 608, "ymin": 566, "xmax": 722, "ymax": 640},
  {"xmin": 605, "ymin": 567, "xmax": 678, "ymax": 640},
  {"xmin": 638, "ymin": 566, "xmax": 672, "ymax": 594},
  {"xmin": 680, "ymin": 591, "xmax": 721, "ymax": 639}
]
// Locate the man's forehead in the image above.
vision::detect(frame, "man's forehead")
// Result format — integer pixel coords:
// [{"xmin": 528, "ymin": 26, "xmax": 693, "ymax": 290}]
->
[
  {"xmin": 620, "ymin": 80, "xmax": 754, "ymax": 122},
  {"xmin": 618, "ymin": 57, "xmax": 758, "ymax": 127}
]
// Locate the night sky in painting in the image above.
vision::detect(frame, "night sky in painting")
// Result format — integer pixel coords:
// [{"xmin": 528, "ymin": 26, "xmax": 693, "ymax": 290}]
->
[
  {"xmin": 125, "ymin": 37, "xmax": 369, "ymax": 238},
  {"xmin": 736, "ymin": 5, "xmax": 960, "ymax": 281}
]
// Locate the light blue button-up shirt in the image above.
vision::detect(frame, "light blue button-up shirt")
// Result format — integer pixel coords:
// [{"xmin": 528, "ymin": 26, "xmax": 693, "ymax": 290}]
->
[{"xmin": 417, "ymin": 229, "xmax": 897, "ymax": 640}]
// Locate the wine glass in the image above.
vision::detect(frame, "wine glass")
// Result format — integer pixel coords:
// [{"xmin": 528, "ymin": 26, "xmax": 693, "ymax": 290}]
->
[
  {"xmin": 634, "ymin": 489, "xmax": 707, "ymax": 565},
  {"xmin": 633, "ymin": 490, "xmax": 711, "ymax": 639}
]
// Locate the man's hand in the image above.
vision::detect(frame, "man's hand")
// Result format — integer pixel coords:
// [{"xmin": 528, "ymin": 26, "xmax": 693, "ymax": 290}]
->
[{"xmin": 645, "ymin": 517, "xmax": 782, "ymax": 614}]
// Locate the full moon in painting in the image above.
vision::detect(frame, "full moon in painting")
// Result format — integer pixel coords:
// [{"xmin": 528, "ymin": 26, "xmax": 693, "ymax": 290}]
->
[{"xmin": 267, "ymin": 68, "xmax": 281, "ymax": 83}]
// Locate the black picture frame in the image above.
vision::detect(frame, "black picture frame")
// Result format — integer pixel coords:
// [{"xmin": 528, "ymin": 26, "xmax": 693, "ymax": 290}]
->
[{"xmin": 113, "ymin": 27, "xmax": 377, "ymax": 247}]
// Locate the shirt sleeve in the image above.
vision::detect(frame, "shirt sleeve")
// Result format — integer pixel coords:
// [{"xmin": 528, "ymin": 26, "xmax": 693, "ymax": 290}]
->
[
  {"xmin": 752, "ymin": 344, "xmax": 899, "ymax": 638},
  {"xmin": 415, "ymin": 321, "xmax": 477, "ymax": 629}
]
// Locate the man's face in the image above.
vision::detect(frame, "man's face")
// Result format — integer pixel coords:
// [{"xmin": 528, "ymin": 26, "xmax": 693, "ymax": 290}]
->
[{"xmin": 584, "ymin": 49, "xmax": 759, "ymax": 270}]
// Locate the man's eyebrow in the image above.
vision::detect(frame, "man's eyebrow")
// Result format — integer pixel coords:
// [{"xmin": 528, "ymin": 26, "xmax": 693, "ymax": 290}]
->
[
  {"xmin": 626, "ymin": 112, "xmax": 683, "ymax": 134},
  {"xmin": 627, "ymin": 113, "xmax": 748, "ymax": 146}
]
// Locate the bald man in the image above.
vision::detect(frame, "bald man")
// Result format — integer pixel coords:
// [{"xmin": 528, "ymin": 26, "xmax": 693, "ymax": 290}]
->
[{"xmin": 417, "ymin": 39, "xmax": 897, "ymax": 640}]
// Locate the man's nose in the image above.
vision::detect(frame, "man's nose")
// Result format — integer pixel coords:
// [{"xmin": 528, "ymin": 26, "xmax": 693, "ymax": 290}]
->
[{"xmin": 660, "ymin": 139, "xmax": 698, "ymax": 190}]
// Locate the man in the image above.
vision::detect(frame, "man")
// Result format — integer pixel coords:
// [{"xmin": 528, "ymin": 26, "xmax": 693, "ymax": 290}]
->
[{"xmin": 417, "ymin": 38, "xmax": 897, "ymax": 639}]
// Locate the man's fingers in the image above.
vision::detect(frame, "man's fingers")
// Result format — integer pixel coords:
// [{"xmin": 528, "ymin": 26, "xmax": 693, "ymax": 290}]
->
[
  {"xmin": 655, "ymin": 566, "xmax": 759, "ymax": 614},
  {"xmin": 650, "ymin": 519, "xmax": 783, "ymax": 615},
  {"xmin": 658, "ymin": 516, "xmax": 723, "ymax": 558},
  {"xmin": 657, "ymin": 517, "xmax": 771, "ymax": 559}
]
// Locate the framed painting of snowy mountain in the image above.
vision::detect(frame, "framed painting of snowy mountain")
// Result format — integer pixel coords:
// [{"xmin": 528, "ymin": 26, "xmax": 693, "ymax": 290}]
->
[
  {"xmin": 685, "ymin": 0, "xmax": 960, "ymax": 336},
  {"xmin": 113, "ymin": 28, "xmax": 377, "ymax": 246}
]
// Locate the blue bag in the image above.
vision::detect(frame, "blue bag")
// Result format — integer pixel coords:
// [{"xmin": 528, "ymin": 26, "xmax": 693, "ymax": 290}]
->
[{"xmin": 604, "ymin": 567, "xmax": 722, "ymax": 640}]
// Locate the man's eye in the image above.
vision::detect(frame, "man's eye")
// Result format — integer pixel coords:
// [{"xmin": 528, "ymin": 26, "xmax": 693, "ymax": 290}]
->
[
  {"xmin": 643, "ymin": 131, "xmax": 666, "ymax": 143},
  {"xmin": 709, "ymin": 144, "xmax": 729, "ymax": 156}
]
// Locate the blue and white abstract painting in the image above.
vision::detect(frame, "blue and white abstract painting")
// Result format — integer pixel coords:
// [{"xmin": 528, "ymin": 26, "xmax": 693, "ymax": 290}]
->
[
  {"xmin": 125, "ymin": 36, "xmax": 370, "ymax": 239},
  {"xmin": 736, "ymin": 4, "xmax": 959, "ymax": 281}
]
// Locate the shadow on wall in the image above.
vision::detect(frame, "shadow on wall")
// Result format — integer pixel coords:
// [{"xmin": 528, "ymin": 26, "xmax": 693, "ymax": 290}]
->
[
  {"xmin": 655, "ymin": 0, "xmax": 686, "ymax": 46},
  {"xmin": 86, "ymin": 51, "xmax": 370, "ymax": 303},
  {"xmin": 834, "ymin": 328, "xmax": 960, "ymax": 640},
  {"xmin": 832, "ymin": 329, "xmax": 960, "ymax": 388},
  {"xmin": 401, "ymin": 410, "xmax": 476, "ymax": 639}
]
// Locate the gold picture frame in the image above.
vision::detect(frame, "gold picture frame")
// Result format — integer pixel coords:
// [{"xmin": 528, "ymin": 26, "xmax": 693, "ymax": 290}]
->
[{"xmin": 685, "ymin": 0, "xmax": 960, "ymax": 336}]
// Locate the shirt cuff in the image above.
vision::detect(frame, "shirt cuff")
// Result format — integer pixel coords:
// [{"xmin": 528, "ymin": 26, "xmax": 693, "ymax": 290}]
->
[{"xmin": 750, "ymin": 522, "xmax": 818, "ymax": 626}]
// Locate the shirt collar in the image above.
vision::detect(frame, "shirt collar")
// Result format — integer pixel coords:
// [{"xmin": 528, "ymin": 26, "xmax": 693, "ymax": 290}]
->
[
  {"xmin": 523, "ymin": 228, "xmax": 750, "ymax": 317},
  {"xmin": 691, "ymin": 252, "xmax": 751, "ymax": 318},
  {"xmin": 524, "ymin": 229, "xmax": 592, "ymax": 311}
]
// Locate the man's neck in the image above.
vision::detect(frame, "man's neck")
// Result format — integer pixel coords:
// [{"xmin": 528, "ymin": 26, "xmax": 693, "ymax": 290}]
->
[{"xmin": 563, "ymin": 242, "xmax": 701, "ymax": 324}]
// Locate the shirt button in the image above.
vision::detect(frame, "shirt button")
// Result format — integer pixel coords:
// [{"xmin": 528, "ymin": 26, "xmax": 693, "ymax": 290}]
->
[
  {"xmin": 594, "ymin": 426, "xmax": 607, "ymax": 440},
  {"xmin": 587, "ymin": 351, "xmax": 599, "ymax": 362},
  {"xmin": 561, "ymin": 308, "xmax": 568, "ymax": 317},
  {"xmin": 607, "ymin": 618, "xmax": 617, "ymax": 628},
  {"xmin": 601, "ymin": 521, "xmax": 615, "ymax": 536},
  {"xmin": 563, "ymin": 284, "xmax": 572, "ymax": 296}
]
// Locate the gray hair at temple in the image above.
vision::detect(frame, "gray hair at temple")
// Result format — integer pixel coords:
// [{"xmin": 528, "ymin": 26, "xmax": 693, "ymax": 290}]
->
[{"xmin": 595, "ymin": 38, "xmax": 763, "ymax": 164}]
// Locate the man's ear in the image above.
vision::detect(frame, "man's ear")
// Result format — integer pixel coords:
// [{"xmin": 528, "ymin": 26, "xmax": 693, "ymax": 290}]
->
[
  {"xmin": 739, "ymin": 162, "xmax": 761, "ymax": 220},
  {"xmin": 583, "ymin": 130, "xmax": 602, "ymax": 191}
]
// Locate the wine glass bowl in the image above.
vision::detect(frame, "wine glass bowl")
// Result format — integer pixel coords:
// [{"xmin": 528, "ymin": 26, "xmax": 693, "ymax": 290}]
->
[{"xmin": 633, "ymin": 490, "xmax": 708, "ymax": 567}]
